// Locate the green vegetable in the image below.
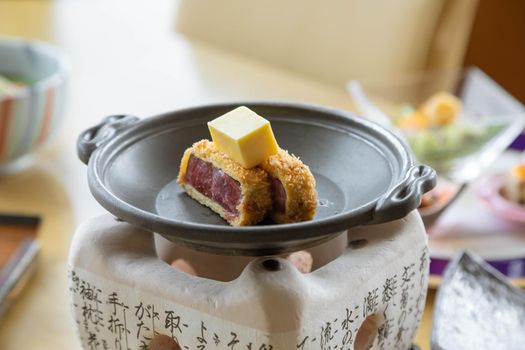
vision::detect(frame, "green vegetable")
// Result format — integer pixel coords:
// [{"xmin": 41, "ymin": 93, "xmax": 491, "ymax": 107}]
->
[{"xmin": 407, "ymin": 124, "xmax": 504, "ymax": 173}]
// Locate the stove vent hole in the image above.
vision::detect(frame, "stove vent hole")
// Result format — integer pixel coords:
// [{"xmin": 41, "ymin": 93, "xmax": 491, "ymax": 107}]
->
[
  {"xmin": 354, "ymin": 314, "xmax": 379, "ymax": 350},
  {"xmin": 348, "ymin": 239, "xmax": 368, "ymax": 249},
  {"xmin": 148, "ymin": 334, "xmax": 181, "ymax": 350},
  {"xmin": 262, "ymin": 258, "xmax": 283, "ymax": 271}
]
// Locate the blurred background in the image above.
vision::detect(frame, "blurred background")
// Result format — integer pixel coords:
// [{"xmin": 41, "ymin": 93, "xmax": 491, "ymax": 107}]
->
[{"xmin": 0, "ymin": 1, "xmax": 524, "ymax": 349}]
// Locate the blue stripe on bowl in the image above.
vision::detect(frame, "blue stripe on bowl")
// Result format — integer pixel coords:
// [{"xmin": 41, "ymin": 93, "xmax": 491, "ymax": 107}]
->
[
  {"xmin": 17, "ymin": 85, "xmax": 40, "ymax": 155},
  {"xmin": 50, "ymin": 80, "xmax": 66, "ymax": 138},
  {"xmin": 7, "ymin": 94, "xmax": 28, "ymax": 159}
]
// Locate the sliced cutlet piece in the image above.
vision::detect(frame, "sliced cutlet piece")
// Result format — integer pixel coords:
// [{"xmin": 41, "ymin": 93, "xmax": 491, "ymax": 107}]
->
[
  {"xmin": 260, "ymin": 149, "xmax": 317, "ymax": 223},
  {"xmin": 178, "ymin": 140, "xmax": 271, "ymax": 226}
]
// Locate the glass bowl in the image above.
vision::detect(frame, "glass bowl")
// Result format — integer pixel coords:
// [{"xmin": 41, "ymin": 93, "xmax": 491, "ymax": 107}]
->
[{"xmin": 348, "ymin": 67, "xmax": 525, "ymax": 184}]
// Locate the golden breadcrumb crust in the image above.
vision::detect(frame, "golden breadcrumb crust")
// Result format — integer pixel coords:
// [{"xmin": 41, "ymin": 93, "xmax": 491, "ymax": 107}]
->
[
  {"xmin": 260, "ymin": 149, "xmax": 317, "ymax": 223},
  {"xmin": 177, "ymin": 139, "xmax": 271, "ymax": 226}
]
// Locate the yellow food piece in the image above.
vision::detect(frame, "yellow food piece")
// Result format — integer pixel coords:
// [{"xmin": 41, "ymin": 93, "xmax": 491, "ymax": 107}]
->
[
  {"xmin": 420, "ymin": 92, "xmax": 461, "ymax": 127},
  {"xmin": 208, "ymin": 106, "xmax": 279, "ymax": 168},
  {"xmin": 512, "ymin": 164, "xmax": 525, "ymax": 181},
  {"xmin": 397, "ymin": 111, "xmax": 429, "ymax": 129}
]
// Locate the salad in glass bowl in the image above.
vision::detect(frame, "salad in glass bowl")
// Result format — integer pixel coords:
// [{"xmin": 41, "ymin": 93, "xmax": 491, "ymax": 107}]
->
[
  {"xmin": 395, "ymin": 91, "xmax": 507, "ymax": 178},
  {"xmin": 349, "ymin": 67, "xmax": 525, "ymax": 183}
]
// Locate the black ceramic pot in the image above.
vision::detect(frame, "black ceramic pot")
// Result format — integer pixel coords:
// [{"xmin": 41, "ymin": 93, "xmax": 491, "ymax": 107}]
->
[{"xmin": 77, "ymin": 101, "xmax": 436, "ymax": 255}]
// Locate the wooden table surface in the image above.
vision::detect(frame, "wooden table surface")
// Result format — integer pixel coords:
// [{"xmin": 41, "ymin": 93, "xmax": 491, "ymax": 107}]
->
[{"xmin": 0, "ymin": 1, "xmax": 434, "ymax": 348}]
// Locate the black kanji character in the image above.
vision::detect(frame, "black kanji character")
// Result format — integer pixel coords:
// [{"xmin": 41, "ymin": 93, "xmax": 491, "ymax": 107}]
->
[
  {"xmin": 296, "ymin": 336, "xmax": 309, "ymax": 349},
  {"xmin": 136, "ymin": 320, "xmax": 151, "ymax": 339},
  {"xmin": 363, "ymin": 288, "xmax": 379, "ymax": 317},
  {"xmin": 382, "ymin": 275, "xmax": 398, "ymax": 304},
  {"xmin": 213, "ymin": 333, "xmax": 220, "ymax": 346},
  {"xmin": 197, "ymin": 321, "xmax": 208, "ymax": 350},
  {"xmin": 164, "ymin": 311, "xmax": 182, "ymax": 339},
  {"xmin": 135, "ymin": 302, "xmax": 146, "ymax": 320},
  {"xmin": 320, "ymin": 321, "xmax": 334, "ymax": 349},
  {"xmin": 227, "ymin": 332, "xmax": 239, "ymax": 349},
  {"xmin": 87, "ymin": 332, "xmax": 99, "ymax": 350},
  {"xmin": 107, "ymin": 292, "xmax": 125, "ymax": 316}
]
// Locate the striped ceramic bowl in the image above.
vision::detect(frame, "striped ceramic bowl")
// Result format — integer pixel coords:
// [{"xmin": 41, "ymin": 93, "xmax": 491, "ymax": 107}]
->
[{"xmin": 0, "ymin": 37, "xmax": 68, "ymax": 173}]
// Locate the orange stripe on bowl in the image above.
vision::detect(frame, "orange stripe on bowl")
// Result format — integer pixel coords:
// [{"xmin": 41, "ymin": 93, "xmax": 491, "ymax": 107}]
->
[
  {"xmin": 0, "ymin": 97, "xmax": 14, "ymax": 159},
  {"xmin": 37, "ymin": 88, "xmax": 55, "ymax": 145}
]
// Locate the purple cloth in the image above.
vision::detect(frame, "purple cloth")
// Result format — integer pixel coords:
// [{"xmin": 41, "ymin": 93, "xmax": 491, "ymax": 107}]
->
[
  {"xmin": 509, "ymin": 133, "xmax": 525, "ymax": 151},
  {"xmin": 430, "ymin": 257, "xmax": 525, "ymax": 278}
]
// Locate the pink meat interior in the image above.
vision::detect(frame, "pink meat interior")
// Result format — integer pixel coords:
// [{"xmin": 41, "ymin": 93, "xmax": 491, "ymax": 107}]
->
[
  {"xmin": 271, "ymin": 176, "xmax": 286, "ymax": 213},
  {"xmin": 185, "ymin": 156, "xmax": 241, "ymax": 215}
]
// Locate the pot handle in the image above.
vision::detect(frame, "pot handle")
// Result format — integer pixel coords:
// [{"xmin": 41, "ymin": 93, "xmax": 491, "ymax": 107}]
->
[
  {"xmin": 369, "ymin": 165, "xmax": 436, "ymax": 224},
  {"xmin": 77, "ymin": 115, "xmax": 140, "ymax": 164}
]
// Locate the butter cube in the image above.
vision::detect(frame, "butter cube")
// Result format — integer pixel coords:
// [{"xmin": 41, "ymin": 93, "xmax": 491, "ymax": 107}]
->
[{"xmin": 208, "ymin": 106, "xmax": 279, "ymax": 168}]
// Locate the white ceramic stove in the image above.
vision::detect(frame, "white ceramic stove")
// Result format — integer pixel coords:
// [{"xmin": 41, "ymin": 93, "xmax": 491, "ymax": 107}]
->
[{"xmin": 68, "ymin": 210, "xmax": 428, "ymax": 350}]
